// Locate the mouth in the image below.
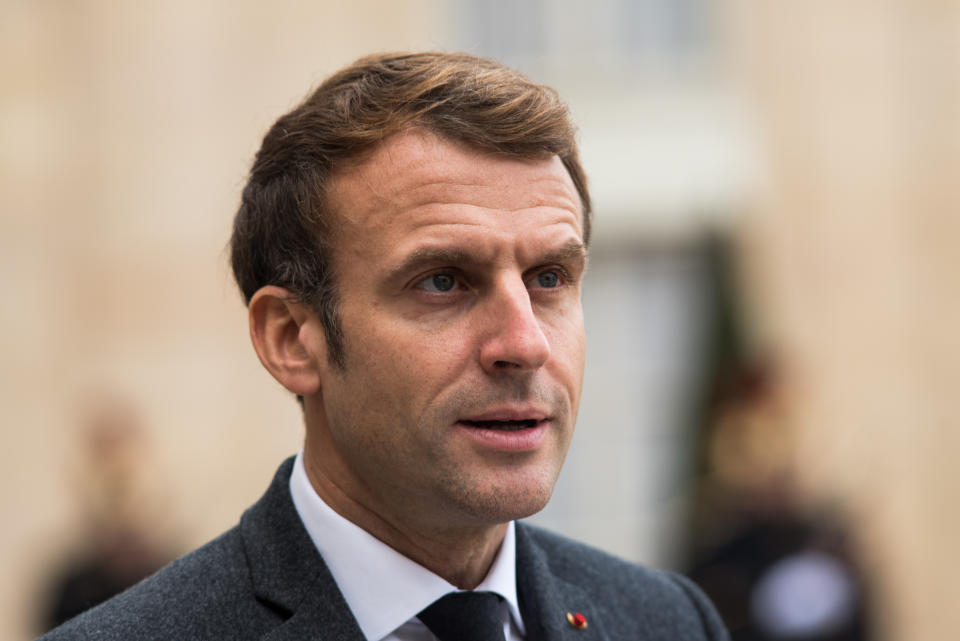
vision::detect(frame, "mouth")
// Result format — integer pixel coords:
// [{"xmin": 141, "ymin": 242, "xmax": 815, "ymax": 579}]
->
[
  {"xmin": 459, "ymin": 419, "xmax": 540, "ymax": 431},
  {"xmin": 455, "ymin": 414, "xmax": 550, "ymax": 451}
]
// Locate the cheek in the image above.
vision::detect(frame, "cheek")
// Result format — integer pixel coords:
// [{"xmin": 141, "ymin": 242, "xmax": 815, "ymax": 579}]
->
[
  {"xmin": 346, "ymin": 317, "xmax": 474, "ymax": 399},
  {"xmin": 384, "ymin": 316, "xmax": 476, "ymax": 365},
  {"xmin": 545, "ymin": 310, "xmax": 586, "ymax": 365}
]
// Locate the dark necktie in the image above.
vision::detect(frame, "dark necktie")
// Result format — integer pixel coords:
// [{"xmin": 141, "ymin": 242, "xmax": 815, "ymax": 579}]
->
[{"xmin": 418, "ymin": 591, "xmax": 507, "ymax": 641}]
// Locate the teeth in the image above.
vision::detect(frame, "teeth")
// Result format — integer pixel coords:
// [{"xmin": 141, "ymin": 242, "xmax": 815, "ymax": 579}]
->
[{"xmin": 463, "ymin": 419, "xmax": 538, "ymax": 430}]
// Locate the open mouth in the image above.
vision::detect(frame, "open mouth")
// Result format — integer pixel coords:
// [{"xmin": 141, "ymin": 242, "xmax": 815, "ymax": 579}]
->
[{"xmin": 460, "ymin": 419, "xmax": 539, "ymax": 431}]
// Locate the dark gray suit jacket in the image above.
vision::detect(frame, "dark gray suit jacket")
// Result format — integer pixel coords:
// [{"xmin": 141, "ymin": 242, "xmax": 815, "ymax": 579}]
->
[{"xmin": 40, "ymin": 458, "xmax": 728, "ymax": 640}]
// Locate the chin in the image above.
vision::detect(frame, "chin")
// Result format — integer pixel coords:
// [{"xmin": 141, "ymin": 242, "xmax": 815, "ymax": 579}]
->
[{"xmin": 458, "ymin": 476, "xmax": 558, "ymax": 524}]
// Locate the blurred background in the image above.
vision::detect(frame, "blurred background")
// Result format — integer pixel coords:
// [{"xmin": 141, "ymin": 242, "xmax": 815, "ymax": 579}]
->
[{"xmin": 2, "ymin": 1, "xmax": 958, "ymax": 639}]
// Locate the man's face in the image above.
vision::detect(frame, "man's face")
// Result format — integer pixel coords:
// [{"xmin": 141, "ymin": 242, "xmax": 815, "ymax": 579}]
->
[{"xmin": 305, "ymin": 129, "xmax": 586, "ymax": 533}]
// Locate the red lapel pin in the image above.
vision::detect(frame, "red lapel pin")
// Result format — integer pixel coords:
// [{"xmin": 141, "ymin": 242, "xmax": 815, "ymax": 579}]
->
[{"xmin": 566, "ymin": 612, "xmax": 588, "ymax": 630}]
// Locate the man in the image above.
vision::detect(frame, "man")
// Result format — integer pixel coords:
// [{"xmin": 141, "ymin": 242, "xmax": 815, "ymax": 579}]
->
[{"xmin": 41, "ymin": 52, "xmax": 728, "ymax": 641}]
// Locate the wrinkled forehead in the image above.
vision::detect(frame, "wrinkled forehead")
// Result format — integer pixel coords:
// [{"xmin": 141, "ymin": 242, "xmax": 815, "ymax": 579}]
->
[{"xmin": 325, "ymin": 129, "xmax": 582, "ymax": 233}]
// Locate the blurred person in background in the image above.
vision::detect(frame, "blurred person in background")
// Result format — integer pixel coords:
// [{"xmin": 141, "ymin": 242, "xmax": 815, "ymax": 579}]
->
[
  {"xmin": 40, "ymin": 52, "xmax": 728, "ymax": 641},
  {"xmin": 686, "ymin": 361, "xmax": 872, "ymax": 641},
  {"xmin": 37, "ymin": 397, "xmax": 174, "ymax": 632}
]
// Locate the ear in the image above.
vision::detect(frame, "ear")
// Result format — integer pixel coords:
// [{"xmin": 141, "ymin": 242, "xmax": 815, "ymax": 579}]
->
[{"xmin": 248, "ymin": 286, "xmax": 328, "ymax": 397}]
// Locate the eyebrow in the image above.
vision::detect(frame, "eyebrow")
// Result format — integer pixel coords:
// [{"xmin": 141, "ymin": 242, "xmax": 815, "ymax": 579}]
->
[
  {"xmin": 541, "ymin": 240, "xmax": 589, "ymax": 267},
  {"xmin": 386, "ymin": 247, "xmax": 479, "ymax": 283},
  {"xmin": 387, "ymin": 240, "xmax": 588, "ymax": 282}
]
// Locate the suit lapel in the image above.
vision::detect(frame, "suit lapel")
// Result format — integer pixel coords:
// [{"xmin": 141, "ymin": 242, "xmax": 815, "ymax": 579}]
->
[
  {"xmin": 516, "ymin": 523, "xmax": 611, "ymax": 641},
  {"xmin": 240, "ymin": 457, "xmax": 366, "ymax": 641}
]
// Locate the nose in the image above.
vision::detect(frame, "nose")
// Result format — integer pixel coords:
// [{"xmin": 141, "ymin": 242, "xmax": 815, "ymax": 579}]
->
[{"xmin": 479, "ymin": 277, "xmax": 551, "ymax": 374}]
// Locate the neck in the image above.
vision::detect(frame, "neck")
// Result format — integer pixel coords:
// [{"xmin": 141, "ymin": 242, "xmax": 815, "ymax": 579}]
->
[{"xmin": 301, "ymin": 438, "xmax": 508, "ymax": 589}]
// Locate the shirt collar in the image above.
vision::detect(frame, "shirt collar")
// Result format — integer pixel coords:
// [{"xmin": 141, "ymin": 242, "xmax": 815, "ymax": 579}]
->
[{"xmin": 289, "ymin": 450, "xmax": 525, "ymax": 641}]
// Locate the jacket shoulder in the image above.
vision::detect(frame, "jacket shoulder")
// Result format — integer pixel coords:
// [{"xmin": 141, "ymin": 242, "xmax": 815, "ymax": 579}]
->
[
  {"xmin": 37, "ymin": 526, "xmax": 274, "ymax": 641},
  {"xmin": 518, "ymin": 523, "xmax": 729, "ymax": 641},
  {"xmin": 521, "ymin": 523, "xmax": 673, "ymax": 591}
]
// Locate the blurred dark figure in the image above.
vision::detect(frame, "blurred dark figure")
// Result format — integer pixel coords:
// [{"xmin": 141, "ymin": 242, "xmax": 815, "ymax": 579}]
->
[
  {"xmin": 686, "ymin": 362, "xmax": 873, "ymax": 641},
  {"xmin": 38, "ymin": 398, "xmax": 174, "ymax": 631}
]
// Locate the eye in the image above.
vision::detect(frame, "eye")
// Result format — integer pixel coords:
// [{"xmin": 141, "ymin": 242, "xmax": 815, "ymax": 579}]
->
[
  {"xmin": 414, "ymin": 272, "xmax": 460, "ymax": 292},
  {"xmin": 529, "ymin": 269, "xmax": 564, "ymax": 289}
]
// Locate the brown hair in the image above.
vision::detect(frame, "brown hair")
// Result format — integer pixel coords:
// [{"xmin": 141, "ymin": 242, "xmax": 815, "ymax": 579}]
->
[{"xmin": 230, "ymin": 51, "xmax": 591, "ymax": 368}]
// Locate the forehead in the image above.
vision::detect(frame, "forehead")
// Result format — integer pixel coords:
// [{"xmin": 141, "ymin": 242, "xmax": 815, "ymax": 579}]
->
[{"xmin": 325, "ymin": 129, "xmax": 583, "ymax": 236}]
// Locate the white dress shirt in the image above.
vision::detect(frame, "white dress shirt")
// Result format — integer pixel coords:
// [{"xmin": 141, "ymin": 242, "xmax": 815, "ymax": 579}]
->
[{"xmin": 289, "ymin": 451, "xmax": 526, "ymax": 641}]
